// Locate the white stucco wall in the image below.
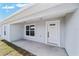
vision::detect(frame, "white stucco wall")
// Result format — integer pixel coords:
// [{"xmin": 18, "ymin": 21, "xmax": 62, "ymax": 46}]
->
[
  {"xmin": 0, "ymin": 23, "xmax": 24, "ymax": 42},
  {"xmin": 0, "ymin": 26, "xmax": 2, "ymax": 37},
  {"xmin": 60, "ymin": 18, "xmax": 65, "ymax": 48},
  {"xmin": 0, "ymin": 25, "xmax": 4, "ymax": 39},
  {"xmin": 0, "ymin": 18, "xmax": 65, "ymax": 48},
  {"xmin": 64, "ymin": 9, "xmax": 79, "ymax": 56},
  {"xmin": 0, "ymin": 17, "xmax": 65, "ymax": 48},
  {"xmin": 24, "ymin": 18, "xmax": 65, "ymax": 47},
  {"xmin": 10, "ymin": 23, "xmax": 24, "ymax": 41},
  {"xmin": 1, "ymin": 24, "xmax": 11, "ymax": 41},
  {"xmin": 24, "ymin": 20, "xmax": 46, "ymax": 43}
]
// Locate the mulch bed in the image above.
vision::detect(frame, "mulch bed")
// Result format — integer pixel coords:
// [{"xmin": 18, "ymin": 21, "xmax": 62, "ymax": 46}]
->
[{"xmin": 1, "ymin": 40, "xmax": 35, "ymax": 56}]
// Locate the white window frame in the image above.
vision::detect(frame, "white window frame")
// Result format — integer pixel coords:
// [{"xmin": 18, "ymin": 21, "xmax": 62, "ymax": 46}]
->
[{"xmin": 24, "ymin": 24, "xmax": 35, "ymax": 37}]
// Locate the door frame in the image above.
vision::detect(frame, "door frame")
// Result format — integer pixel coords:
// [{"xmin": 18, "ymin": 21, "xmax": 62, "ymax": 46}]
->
[{"xmin": 45, "ymin": 20, "xmax": 60, "ymax": 47}]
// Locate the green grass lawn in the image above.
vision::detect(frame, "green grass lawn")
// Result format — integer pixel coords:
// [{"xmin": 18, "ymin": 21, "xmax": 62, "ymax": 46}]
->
[
  {"xmin": 0, "ymin": 39, "xmax": 23, "ymax": 56},
  {"xmin": 0, "ymin": 38, "xmax": 35, "ymax": 56}
]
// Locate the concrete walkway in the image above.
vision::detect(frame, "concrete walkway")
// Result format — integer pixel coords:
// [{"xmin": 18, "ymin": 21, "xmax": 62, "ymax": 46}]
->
[{"xmin": 12, "ymin": 39, "xmax": 67, "ymax": 56}]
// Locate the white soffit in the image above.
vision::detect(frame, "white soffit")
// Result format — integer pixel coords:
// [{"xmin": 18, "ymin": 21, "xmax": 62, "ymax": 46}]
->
[
  {"xmin": 9, "ymin": 4, "xmax": 78, "ymax": 24},
  {"xmin": 0, "ymin": 3, "xmax": 78, "ymax": 25}
]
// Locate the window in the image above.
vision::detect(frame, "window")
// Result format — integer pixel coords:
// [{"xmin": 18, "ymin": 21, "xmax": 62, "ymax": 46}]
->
[
  {"xmin": 50, "ymin": 24, "xmax": 56, "ymax": 26},
  {"xmin": 26, "ymin": 26, "xmax": 29, "ymax": 36},
  {"xmin": 4, "ymin": 26, "xmax": 6, "ymax": 35},
  {"xmin": 30, "ymin": 31, "xmax": 35, "ymax": 36},
  {"xmin": 26, "ymin": 25, "xmax": 35, "ymax": 36},
  {"xmin": 26, "ymin": 31, "xmax": 29, "ymax": 35},
  {"xmin": 26, "ymin": 26, "xmax": 29, "ymax": 30},
  {"xmin": 30, "ymin": 25, "xmax": 35, "ymax": 36}
]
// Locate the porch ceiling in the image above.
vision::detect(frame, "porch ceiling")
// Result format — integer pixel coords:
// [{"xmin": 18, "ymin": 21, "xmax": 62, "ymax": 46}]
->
[{"xmin": 0, "ymin": 4, "xmax": 79, "ymax": 24}]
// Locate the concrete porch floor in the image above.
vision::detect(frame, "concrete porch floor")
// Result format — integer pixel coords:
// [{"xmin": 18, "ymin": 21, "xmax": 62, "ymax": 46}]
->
[{"xmin": 12, "ymin": 39, "xmax": 67, "ymax": 56}]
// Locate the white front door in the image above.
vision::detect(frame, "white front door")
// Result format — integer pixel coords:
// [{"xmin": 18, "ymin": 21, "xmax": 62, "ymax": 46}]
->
[{"xmin": 46, "ymin": 20, "xmax": 60, "ymax": 46}]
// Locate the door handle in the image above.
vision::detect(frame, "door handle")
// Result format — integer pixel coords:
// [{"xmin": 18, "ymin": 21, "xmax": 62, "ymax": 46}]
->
[{"xmin": 47, "ymin": 32, "xmax": 49, "ymax": 38}]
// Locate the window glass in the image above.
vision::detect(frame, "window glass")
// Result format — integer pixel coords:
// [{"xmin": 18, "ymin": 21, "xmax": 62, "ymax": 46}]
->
[
  {"xmin": 50, "ymin": 24, "xmax": 55, "ymax": 26},
  {"xmin": 30, "ymin": 31, "xmax": 35, "ymax": 36},
  {"xmin": 30, "ymin": 25, "xmax": 35, "ymax": 30},
  {"xmin": 26, "ymin": 26, "xmax": 29, "ymax": 30},
  {"xmin": 26, "ymin": 25, "xmax": 35, "ymax": 36},
  {"xmin": 26, "ymin": 31, "xmax": 29, "ymax": 35}
]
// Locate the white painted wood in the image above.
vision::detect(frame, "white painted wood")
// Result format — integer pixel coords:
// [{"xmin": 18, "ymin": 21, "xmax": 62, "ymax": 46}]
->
[{"xmin": 46, "ymin": 20, "xmax": 60, "ymax": 46}]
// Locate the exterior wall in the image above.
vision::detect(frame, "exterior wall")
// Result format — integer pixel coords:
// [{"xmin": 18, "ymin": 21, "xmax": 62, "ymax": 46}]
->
[
  {"xmin": 10, "ymin": 23, "xmax": 24, "ymax": 41},
  {"xmin": 0, "ymin": 25, "xmax": 4, "ymax": 39},
  {"xmin": 0, "ymin": 23, "xmax": 24, "ymax": 42},
  {"xmin": 60, "ymin": 18, "xmax": 65, "ymax": 47},
  {"xmin": 0, "ymin": 26, "xmax": 2, "ymax": 37},
  {"xmin": 24, "ymin": 18, "xmax": 65, "ymax": 47},
  {"xmin": 0, "ymin": 17, "xmax": 65, "ymax": 48},
  {"xmin": 0, "ymin": 24, "xmax": 11, "ymax": 41},
  {"xmin": 2, "ymin": 18, "xmax": 64, "ymax": 47},
  {"xmin": 0, "ymin": 18, "xmax": 65, "ymax": 48},
  {"xmin": 64, "ymin": 9, "xmax": 79, "ymax": 56},
  {"xmin": 24, "ymin": 20, "xmax": 46, "ymax": 43}
]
